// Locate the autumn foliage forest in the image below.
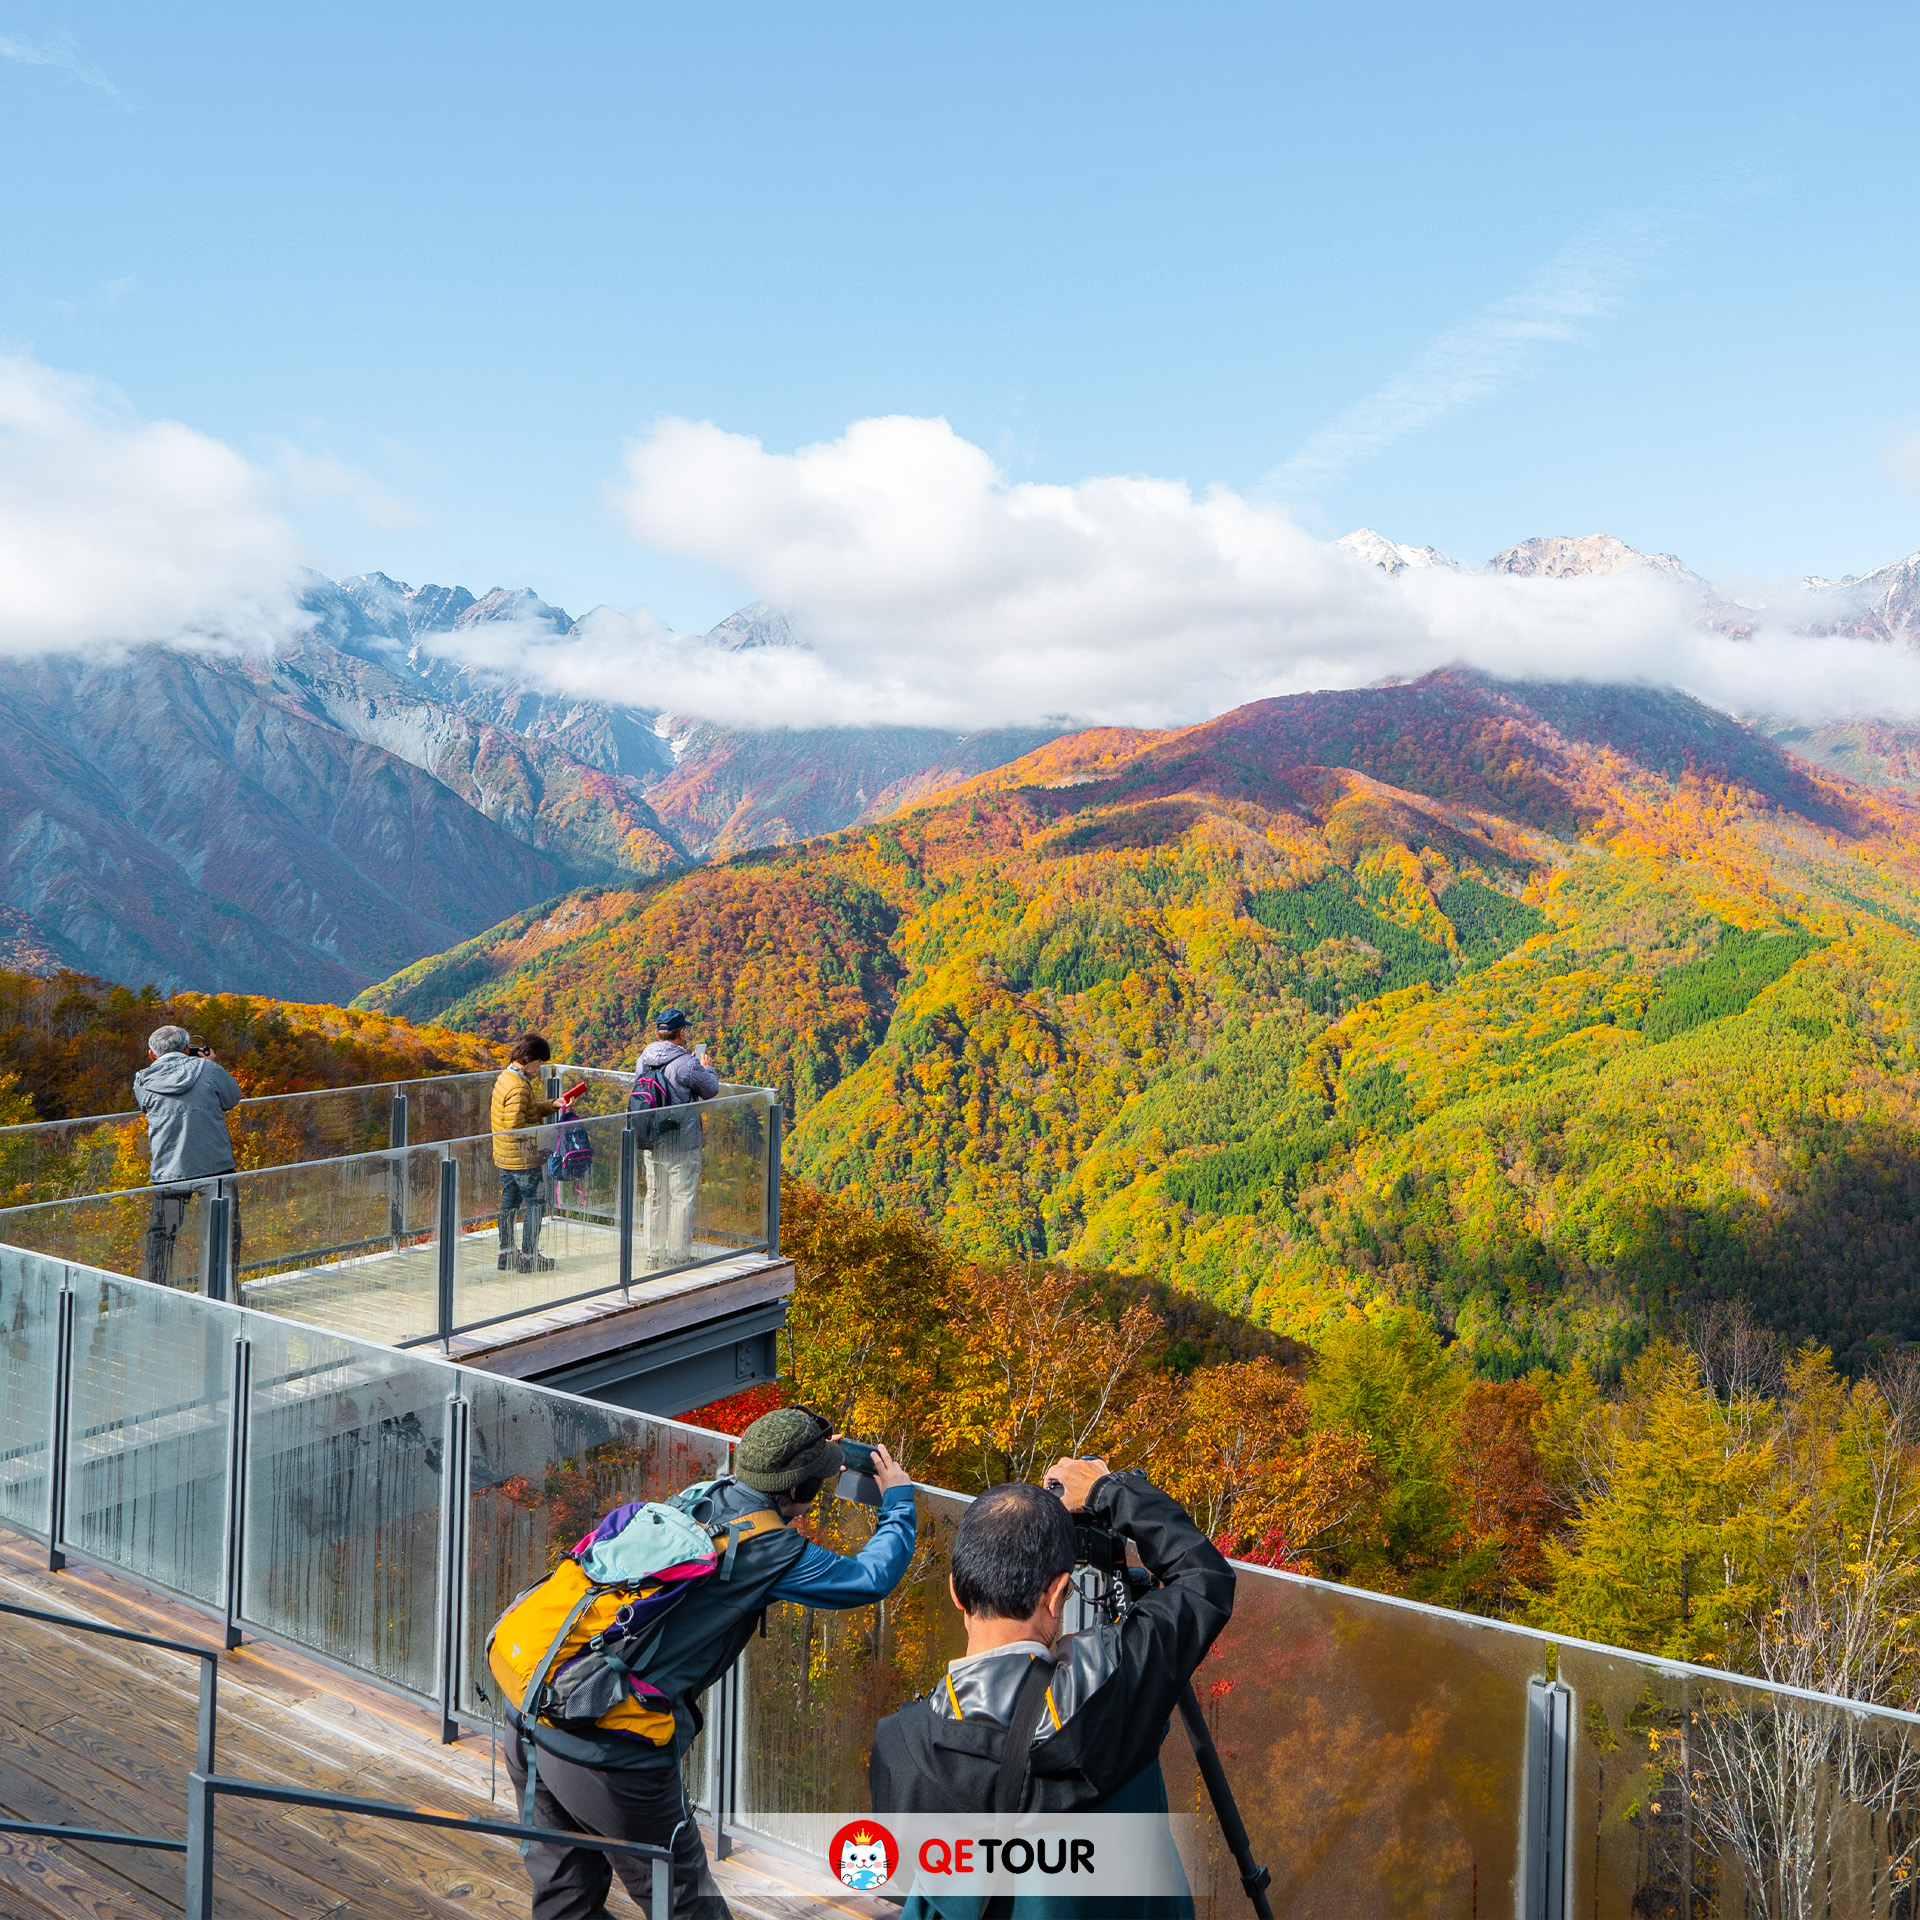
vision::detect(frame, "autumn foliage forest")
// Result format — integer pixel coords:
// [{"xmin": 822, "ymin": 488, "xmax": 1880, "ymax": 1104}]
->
[{"xmin": 111, "ymin": 670, "xmax": 1920, "ymax": 1698}]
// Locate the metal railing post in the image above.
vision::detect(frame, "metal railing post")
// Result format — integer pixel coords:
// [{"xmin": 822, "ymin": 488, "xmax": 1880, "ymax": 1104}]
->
[
  {"xmin": 436, "ymin": 1155, "xmax": 458, "ymax": 1350},
  {"xmin": 389, "ymin": 1093, "xmax": 410, "ymax": 1250},
  {"xmin": 184, "ymin": 1770, "xmax": 215, "ymax": 1920},
  {"xmin": 764, "ymin": 1100, "xmax": 782, "ymax": 1257},
  {"xmin": 196, "ymin": 1648, "xmax": 219, "ymax": 1777},
  {"xmin": 219, "ymin": 1334, "xmax": 252, "ymax": 1651},
  {"xmin": 1524, "ymin": 1676, "xmax": 1571, "ymax": 1920},
  {"xmin": 618, "ymin": 1114, "xmax": 636, "ymax": 1298},
  {"xmin": 435, "ymin": 1392, "xmax": 470, "ymax": 1744},
  {"xmin": 713, "ymin": 1660, "xmax": 736, "ymax": 1860},
  {"xmin": 46, "ymin": 1282, "xmax": 74, "ymax": 1571},
  {"xmin": 201, "ymin": 1188, "xmax": 233, "ymax": 1303}
]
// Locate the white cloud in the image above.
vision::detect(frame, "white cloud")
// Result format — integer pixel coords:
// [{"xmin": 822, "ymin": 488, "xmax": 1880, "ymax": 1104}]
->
[
  {"xmin": 443, "ymin": 410, "xmax": 1918, "ymax": 731},
  {"xmin": 0, "ymin": 356, "xmax": 304, "ymax": 653},
  {"xmin": 1263, "ymin": 212, "xmax": 1661, "ymax": 503},
  {"xmin": 0, "ymin": 31, "xmax": 118, "ymax": 98}
]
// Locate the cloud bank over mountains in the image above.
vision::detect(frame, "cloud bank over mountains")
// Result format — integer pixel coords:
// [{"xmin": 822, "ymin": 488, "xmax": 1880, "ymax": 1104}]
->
[
  {"xmin": 0, "ymin": 357, "xmax": 301, "ymax": 654},
  {"xmin": 4, "ymin": 350, "xmax": 1920, "ymax": 733}
]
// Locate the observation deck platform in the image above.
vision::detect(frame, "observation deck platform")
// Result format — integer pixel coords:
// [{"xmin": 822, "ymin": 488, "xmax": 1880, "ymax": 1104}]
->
[{"xmin": 0, "ymin": 1532, "xmax": 874, "ymax": 1920}]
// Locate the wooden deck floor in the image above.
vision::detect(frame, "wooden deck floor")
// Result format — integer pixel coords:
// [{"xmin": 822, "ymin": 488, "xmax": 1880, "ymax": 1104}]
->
[{"xmin": 0, "ymin": 1533, "xmax": 880, "ymax": 1920}]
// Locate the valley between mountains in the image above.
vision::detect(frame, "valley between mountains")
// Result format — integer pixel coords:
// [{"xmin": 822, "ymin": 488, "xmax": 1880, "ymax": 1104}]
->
[{"xmin": 361, "ymin": 668, "xmax": 1920, "ymax": 1375}]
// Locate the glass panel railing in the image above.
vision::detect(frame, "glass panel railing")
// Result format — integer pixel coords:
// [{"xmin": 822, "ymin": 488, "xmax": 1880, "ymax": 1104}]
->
[
  {"xmin": 0, "ymin": 1181, "xmax": 213, "ymax": 1284},
  {"xmin": 1159, "ymin": 1567, "xmax": 1547, "ymax": 1916},
  {"xmin": 1553, "ymin": 1637, "xmax": 1920, "ymax": 1916},
  {"xmin": 0, "ymin": 1070, "xmax": 504, "ymax": 1207},
  {"xmin": 671, "ymin": 1092, "xmax": 772, "ymax": 1265},
  {"xmin": 0, "ymin": 1246, "xmax": 61, "ymax": 1535},
  {"xmin": 63, "ymin": 1268, "xmax": 241, "ymax": 1606},
  {"xmin": 736, "ymin": 1486, "xmax": 970, "ymax": 1850},
  {"xmin": 0, "ymin": 1088, "xmax": 780, "ymax": 1348},
  {"xmin": 229, "ymin": 1147, "xmax": 442, "ymax": 1345},
  {"xmin": 240, "ymin": 1315, "xmax": 454, "ymax": 1700},
  {"xmin": 448, "ymin": 1113, "xmax": 630, "ymax": 1335},
  {"xmin": 460, "ymin": 1373, "xmax": 732, "ymax": 1721},
  {"xmin": 728, "ymin": 1497, "xmax": 1920, "ymax": 1920},
  {"xmin": 16, "ymin": 1247, "xmax": 1920, "ymax": 1917},
  {"xmin": 0, "ymin": 1112, "xmax": 147, "ymax": 1208}
]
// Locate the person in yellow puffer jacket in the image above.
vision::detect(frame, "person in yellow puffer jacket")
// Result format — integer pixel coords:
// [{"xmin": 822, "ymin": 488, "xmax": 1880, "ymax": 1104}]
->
[{"xmin": 492, "ymin": 1033, "xmax": 560, "ymax": 1272}]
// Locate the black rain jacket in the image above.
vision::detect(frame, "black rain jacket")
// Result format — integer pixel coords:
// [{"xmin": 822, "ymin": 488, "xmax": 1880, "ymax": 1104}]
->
[{"xmin": 869, "ymin": 1471, "xmax": 1235, "ymax": 1813}]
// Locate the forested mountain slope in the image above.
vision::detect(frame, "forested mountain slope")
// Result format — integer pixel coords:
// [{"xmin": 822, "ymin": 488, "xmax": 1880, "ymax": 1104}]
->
[{"xmin": 362, "ymin": 670, "xmax": 1920, "ymax": 1373}]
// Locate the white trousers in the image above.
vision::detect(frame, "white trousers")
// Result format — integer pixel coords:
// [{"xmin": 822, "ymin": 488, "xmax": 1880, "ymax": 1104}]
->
[{"xmin": 642, "ymin": 1137, "xmax": 703, "ymax": 1263}]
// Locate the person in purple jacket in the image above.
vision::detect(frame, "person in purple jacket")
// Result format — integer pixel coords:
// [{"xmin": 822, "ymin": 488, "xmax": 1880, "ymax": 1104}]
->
[{"xmin": 634, "ymin": 1006, "xmax": 721, "ymax": 1267}]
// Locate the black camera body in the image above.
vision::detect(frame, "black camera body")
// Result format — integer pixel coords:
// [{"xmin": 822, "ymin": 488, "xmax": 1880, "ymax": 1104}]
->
[
  {"xmin": 836, "ymin": 1438, "xmax": 884, "ymax": 1509},
  {"xmin": 184, "ymin": 1041, "xmax": 212, "ymax": 1058},
  {"xmin": 1061, "ymin": 1505, "xmax": 1152, "ymax": 1622}
]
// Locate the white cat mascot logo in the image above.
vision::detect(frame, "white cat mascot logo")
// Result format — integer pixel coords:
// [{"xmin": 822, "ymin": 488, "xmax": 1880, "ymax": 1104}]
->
[{"xmin": 829, "ymin": 1820, "xmax": 899, "ymax": 1890}]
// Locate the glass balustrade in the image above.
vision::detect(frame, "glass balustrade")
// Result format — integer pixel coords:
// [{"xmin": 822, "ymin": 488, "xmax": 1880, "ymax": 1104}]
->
[
  {"xmin": 0, "ymin": 1246, "xmax": 61, "ymax": 1536},
  {"xmin": 0, "ymin": 1069, "xmax": 502, "ymax": 1206},
  {"xmin": 8, "ymin": 1242, "xmax": 1920, "ymax": 1917},
  {"xmin": 62, "ymin": 1269, "xmax": 241, "ymax": 1606},
  {"xmin": 241, "ymin": 1314, "xmax": 456, "ymax": 1698},
  {"xmin": 0, "ymin": 1090, "xmax": 781, "ymax": 1348}
]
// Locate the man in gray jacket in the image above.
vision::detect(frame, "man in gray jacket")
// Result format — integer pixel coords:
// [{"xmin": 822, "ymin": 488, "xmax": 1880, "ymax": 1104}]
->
[
  {"xmin": 133, "ymin": 1026, "xmax": 243, "ymax": 1285},
  {"xmin": 633, "ymin": 1006, "xmax": 720, "ymax": 1267}
]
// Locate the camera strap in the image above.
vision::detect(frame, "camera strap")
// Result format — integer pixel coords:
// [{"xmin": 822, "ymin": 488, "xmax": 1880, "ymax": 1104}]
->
[{"xmin": 992, "ymin": 1655, "xmax": 1058, "ymax": 1813}]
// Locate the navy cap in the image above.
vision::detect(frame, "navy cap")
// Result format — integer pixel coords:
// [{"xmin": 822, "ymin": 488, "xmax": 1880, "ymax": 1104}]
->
[{"xmin": 654, "ymin": 1006, "xmax": 693, "ymax": 1033}]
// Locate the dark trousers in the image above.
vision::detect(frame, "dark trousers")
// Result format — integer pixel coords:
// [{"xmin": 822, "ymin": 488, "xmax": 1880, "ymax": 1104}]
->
[
  {"xmin": 142, "ymin": 1184, "xmax": 243, "ymax": 1288},
  {"xmin": 498, "ymin": 1167, "xmax": 545, "ymax": 1255},
  {"xmin": 504, "ymin": 1741, "xmax": 726, "ymax": 1920}
]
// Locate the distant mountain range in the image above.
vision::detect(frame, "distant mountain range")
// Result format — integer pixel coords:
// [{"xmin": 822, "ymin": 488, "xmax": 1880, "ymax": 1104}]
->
[
  {"xmin": 356, "ymin": 666, "xmax": 1920, "ymax": 1374},
  {"xmin": 5, "ymin": 536, "xmax": 1919, "ymax": 1000},
  {"xmin": 0, "ymin": 573, "xmax": 1051, "ymax": 997}
]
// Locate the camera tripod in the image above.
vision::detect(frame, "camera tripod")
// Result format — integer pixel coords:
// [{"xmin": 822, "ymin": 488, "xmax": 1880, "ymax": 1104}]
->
[{"xmin": 1064, "ymin": 1529, "xmax": 1275, "ymax": 1920}]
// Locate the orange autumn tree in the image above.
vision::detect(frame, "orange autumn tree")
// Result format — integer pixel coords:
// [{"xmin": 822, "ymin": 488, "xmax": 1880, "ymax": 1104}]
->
[
  {"xmin": 1120, "ymin": 1357, "xmax": 1380, "ymax": 1574},
  {"xmin": 928, "ymin": 1260, "xmax": 1163, "ymax": 1487}
]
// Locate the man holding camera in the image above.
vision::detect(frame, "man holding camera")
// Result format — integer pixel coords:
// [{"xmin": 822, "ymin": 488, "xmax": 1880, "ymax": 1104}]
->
[
  {"xmin": 506, "ymin": 1406, "xmax": 917, "ymax": 1920},
  {"xmin": 870, "ymin": 1458, "xmax": 1235, "ymax": 1919},
  {"xmin": 133, "ymin": 1025, "xmax": 243, "ymax": 1285}
]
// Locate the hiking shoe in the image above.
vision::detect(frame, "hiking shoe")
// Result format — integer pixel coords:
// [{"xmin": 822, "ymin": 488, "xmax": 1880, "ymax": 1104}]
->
[
  {"xmin": 497, "ymin": 1250, "xmax": 513, "ymax": 1270},
  {"xmin": 517, "ymin": 1253, "xmax": 556, "ymax": 1273}
]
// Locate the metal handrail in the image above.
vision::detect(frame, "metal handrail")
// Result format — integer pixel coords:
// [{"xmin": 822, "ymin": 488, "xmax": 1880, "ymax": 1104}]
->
[
  {"xmin": 0, "ymin": 1596, "xmax": 217, "ymax": 1856},
  {"xmin": 183, "ymin": 1772, "xmax": 674, "ymax": 1918},
  {"xmin": 0, "ymin": 1597, "xmax": 674, "ymax": 1912},
  {"xmin": 0, "ymin": 1087, "xmax": 776, "ymax": 1218}
]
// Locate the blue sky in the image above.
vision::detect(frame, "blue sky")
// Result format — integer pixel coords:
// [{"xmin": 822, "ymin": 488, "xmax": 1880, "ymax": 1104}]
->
[{"xmin": 3, "ymin": 1, "xmax": 1918, "ymax": 629}]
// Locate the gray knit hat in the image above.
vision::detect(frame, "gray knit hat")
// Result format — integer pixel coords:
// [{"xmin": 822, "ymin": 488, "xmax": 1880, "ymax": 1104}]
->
[{"xmin": 736, "ymin": 1406, "xmax": 839, "ymax": 1495}]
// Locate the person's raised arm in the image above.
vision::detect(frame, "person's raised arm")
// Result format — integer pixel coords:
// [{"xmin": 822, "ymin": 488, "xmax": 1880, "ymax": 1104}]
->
[
  {"xmin": 1048, "ymin": 1460, "xmax": 1236, "ymax": 1745},
  {"xmin": 769, "ymin": 1444, "xmax": 919, "ymax": 1608}
]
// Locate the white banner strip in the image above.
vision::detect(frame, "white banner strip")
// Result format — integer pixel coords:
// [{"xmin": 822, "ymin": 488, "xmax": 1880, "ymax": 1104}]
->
[{"xmin": 776, "ymin": 1812, "xmax": 1196, "ymax": 1899}]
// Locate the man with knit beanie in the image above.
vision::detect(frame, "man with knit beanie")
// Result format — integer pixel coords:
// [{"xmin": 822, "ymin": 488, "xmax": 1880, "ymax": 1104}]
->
[{"xmin": 506, "ymin": 1405, "xmax": 917, "ymax": 1920}]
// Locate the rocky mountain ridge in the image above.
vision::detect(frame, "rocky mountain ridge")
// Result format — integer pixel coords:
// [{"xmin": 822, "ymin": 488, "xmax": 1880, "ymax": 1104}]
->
[{"xmin": 0, "ymin": 574, "xmax": 1063, "ymax": 996}]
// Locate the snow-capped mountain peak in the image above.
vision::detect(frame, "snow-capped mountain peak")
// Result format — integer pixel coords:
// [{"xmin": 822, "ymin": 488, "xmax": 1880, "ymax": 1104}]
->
[
  {"xmin": 1337, "ymin": 529, "xmax": 1459, "ymax": 574},
  {"xmin": 1485, "ymin": 534, "xmax": 1701, "ymax": 585}
]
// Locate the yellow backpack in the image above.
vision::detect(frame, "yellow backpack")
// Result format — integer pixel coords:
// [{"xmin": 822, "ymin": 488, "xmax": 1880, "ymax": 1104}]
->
[{"xmin": 486, "ymin": 1491, "xmax": 788, "ymax": 1748}]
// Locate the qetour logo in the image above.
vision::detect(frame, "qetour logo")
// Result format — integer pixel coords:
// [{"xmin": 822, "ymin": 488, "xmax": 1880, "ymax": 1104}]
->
[{"xmin": 829, "ymin": 1819, "xmax": 900, "ymax": 1889}]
